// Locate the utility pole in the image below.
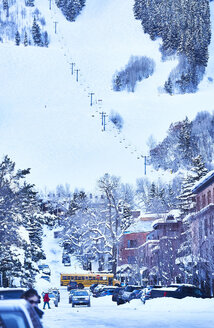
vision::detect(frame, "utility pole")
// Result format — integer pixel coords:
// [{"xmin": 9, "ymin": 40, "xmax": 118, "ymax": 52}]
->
[
  {"xmin": 69, "ymin": 62, "xmax": 75, "ymax": 75},
  {"xmin": 49, "ymin": 0, "xmax": 51, "ymax": 10},
  {"xmin": 103, "ymin": 114, "xmax": 107, "ymax": 131},
  {"xmin": 53, "ymin": 21, "xmax": 58, "ymax": 34},
  {"xmin": 99, "ymin": 112, "xmax": 106, "ymax": 126},
  {"xmin": 141, "ymin": 155, "xmax": 149, "ymax": 175},
  {"xmin": 88, "ymin": 93, "xmax": 95, "ymax": 106},
  {"xmin": 75, "ymin": 69, "xmax": 80, "ymax": 82}
]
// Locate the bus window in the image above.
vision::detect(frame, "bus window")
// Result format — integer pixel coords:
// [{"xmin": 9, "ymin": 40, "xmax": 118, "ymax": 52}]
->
[
  {"xmin": 100, "ymin": 277, "xmax": 103, "ymax": 280},
  {"xmin": 109, "ymin": 277, "xmax": 113, "ymax": 285},
  {"xmin": 89, "ymin": 276, "xmax": 93, "ymax": 280},
  {"xmin": 71, "ymin": 276, "xmax": 74, "ymax": 280},
  {"xmin": 62, "ymin": 276, "xmax": 67, "ymax": 280},
  {"xmin": 75, "ymin": 276, "xmax": 78, "ymax": 280},
  {"xmin": 81, "ymin": 277, "xmax": 85, "ymax": 280},
  {"xmin": 85, "ymin": 277, "xmax": 88, "ymax": 280},
  {"xmin": 103, "ymin": 276, "xmax": 107, "ymax": 280}
]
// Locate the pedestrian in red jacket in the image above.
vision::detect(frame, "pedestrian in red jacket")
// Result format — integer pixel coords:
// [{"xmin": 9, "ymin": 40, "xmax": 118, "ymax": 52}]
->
[{"xmin": 43, "ymin": 293, "xmax": 51, "ymax": 309}]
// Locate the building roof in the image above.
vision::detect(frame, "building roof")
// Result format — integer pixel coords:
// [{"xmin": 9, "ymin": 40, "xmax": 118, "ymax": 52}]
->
[{"xmin": 192, "ymin": 170, "xmax": 214, "ymax": 194}]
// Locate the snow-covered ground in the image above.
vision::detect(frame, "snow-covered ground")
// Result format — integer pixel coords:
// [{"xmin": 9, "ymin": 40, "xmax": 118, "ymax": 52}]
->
[
  {"xmin": 40, "ymin": 288, "xmax": 214, "ymax": 328},
  {"xmin": 0, "ymin": 0, "xmax": 214, "ymax": 191}
]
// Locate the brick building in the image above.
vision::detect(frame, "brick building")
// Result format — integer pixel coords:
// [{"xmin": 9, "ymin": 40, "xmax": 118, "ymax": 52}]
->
[
  {"xmin": 141, "ymin": 213, "xmax": 183, "ymax": 285},
  {"xmin": 189, "ymin": 171, "xmax": 214, "ymax": 295},
  {"xmin": 117, "ymin": 215, "xmax": 157, "ymax": 284}
]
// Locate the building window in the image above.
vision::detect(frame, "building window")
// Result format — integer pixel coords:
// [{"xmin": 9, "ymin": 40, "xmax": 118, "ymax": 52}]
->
[
  {"xmin": 128, "ymin": 256, "xmax": 136, "ymax": 264},
  {"xmin": 210, "ymin": 216, "xmax": 214, "ymax": 234},
  {"xmin": 197, "ymin": 196, "xmax": 201, "ymax": 211},
  {"xmin": 207, "ymin": 190, "xmax": 211, "ymax": 204},
  {"xmin": 204, "ymin": 218, "xmax": 208, "ymax": 237},
  {"xmin": 202, "ymin": 194, "xmax": 206, "ymax": 208},
  {"xmin": 127, "ymin": 240, "xmax": 138, "ymax": 248}
]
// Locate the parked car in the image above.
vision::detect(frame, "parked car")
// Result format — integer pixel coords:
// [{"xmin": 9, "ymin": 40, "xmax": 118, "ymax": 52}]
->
[
  {"xmin": 141, "ymin": 285, "xmax": 163, "ymax": 301},
  {"xmin": 128, "ymin": 289, "xmax": 144, "ymax": 301},
  {"xmin": 42, "ymin": 265, "xmax": 51, "ymax": 276},
  {"xmin": 48, "ymin": 288, "xmax": 60, "ymax": 302},
  {"xmin": 69, "ymin": 289, "xmax": 78, "ymax": 303},
  {"xmin": 93, "ymin": 286, "xmax": 119, "ymax": 298},
  {"xmin": 40, "ymin": 275, "xmax": 50, "ymax": 282},
  {"xmin": 71, "ymin": 290, "xmax": 91, "ymax": 307},
  {"xmin": 148, "ymin": 285, "xmax": 205, "ymax": 300},
  {"xmin": 89, "ymin": 284, "xmax": 98, "ymax": 293},
  {"xmin": 47, "ymin": 292, "xmax": 58, "ymax": 307},
  {"xmin": 0, "ymin": 299, "xmax": 43, "ymax": 327},
  {"xmin": 0, "ymin": 288, "xmax": 25, "ymax": 300},
  {"xmin": 38, "ymin": 264, "xmax": 46, "ymax": 271},
  {"xmin": 117, "ymin": 285, "xmax": 144, "ymax": 304},
  {"xmin": 62, "ymin": 254, "xmax": 71, "ymax": 265},
  {"xmin": 112, "ymin": 287, "xmax": 125, "ymax": 302},
  {"xmin": 67, "ymin": 281, "xmax": 78, "ymax": 291}
]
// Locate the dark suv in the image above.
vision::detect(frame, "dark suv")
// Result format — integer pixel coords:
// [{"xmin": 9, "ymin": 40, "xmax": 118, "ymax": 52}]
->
[
  {"xmin": 67, "ymin": 281, "xmax": 78, "ymax": 291},
  {"xmin": 149, "ymin": 285, "xmax": 205, "ymax": 299}
]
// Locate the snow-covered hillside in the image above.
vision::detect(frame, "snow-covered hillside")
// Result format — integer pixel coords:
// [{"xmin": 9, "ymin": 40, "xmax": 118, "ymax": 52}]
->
[{"xmin": 0, "ymin": 0, "xmax": 214, "ymax": 191}]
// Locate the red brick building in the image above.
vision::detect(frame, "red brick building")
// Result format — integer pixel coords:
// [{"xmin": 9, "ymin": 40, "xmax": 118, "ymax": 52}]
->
[{"xmin": 190, "ymin": 171, "xmax": 214, "ymax": 295}]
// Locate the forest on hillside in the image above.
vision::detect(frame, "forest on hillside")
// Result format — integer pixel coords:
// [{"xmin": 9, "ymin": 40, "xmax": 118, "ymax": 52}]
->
[
  {"xmin": 149, "ymin": 111, "xmax": 214, "ymax": 172},
  {"xmin": 133, "ymin": 0, "xmax": 211, "ymax": 94}
]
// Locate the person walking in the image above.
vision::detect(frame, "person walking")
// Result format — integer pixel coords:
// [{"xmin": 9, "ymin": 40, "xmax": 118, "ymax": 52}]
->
[{"xmin": 43, "ymin": 293, "xmax": 51, "ymax": 309}]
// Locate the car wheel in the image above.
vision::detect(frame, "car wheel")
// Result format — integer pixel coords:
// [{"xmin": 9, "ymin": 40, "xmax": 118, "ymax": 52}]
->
[
  {"xmin": 69, "ymin": 299, "xmax": 71, "ymax": 304},
  {"xmin": 55, "ymin": 303, "xmax": 58, "ymax": 307},
  {"xmin": 88, "ymin": 303, "xmax": 91, "ymax": 307},
  {"xmin": 78, "ymin": 283, "xmax": 84, "ymax": 289},
  {"xmin": 72, "ymin": 303, "xmax": 75, "ymax": 307}
]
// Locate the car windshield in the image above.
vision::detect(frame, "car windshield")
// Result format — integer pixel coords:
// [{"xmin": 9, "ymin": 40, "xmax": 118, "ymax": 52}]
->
[
  {"xmin": 74, "ymin": 291, "xmax": 88, "ymax": 296},
  {"xmin": 0, "ymin": 290, "xmax": 24, "ymax": 300},
  {"xmin": 0, "ymin": 311, "xmax": 30, "ymax": 328}
]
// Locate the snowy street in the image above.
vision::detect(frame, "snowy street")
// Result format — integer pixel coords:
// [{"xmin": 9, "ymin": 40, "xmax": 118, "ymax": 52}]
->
[
  {"xmin": 36, "ymin": 228, "xmax": 214, "ymax": 328},
  {"xmin": 41, "ymin": 287, "xmax": 214, "ymax": 328}
]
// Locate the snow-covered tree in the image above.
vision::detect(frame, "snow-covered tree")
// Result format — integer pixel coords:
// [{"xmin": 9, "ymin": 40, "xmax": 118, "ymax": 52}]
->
[
  {"xmin": 0, "ymin": 155, "xmax": 53, "ymax": 286},
  {"xmin": 24, "ymin": 31, "xmax": 28, "ymax": 46},
  {"xmin": 15, "ymin": 31, "xmax": 20, "ymax": 45},
  {"xmin": 178, "ymin": 155, "xmax": 208, "ymax": 215},
  {"xmin": 32, "ymin": 16, "xmax": 41, "ymax": 46}
]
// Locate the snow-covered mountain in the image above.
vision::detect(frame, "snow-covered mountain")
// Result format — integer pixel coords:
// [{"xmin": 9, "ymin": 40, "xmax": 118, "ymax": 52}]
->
[{"xmin": 0, "ymin": 0, "xmax": 214, "ymax": 191}]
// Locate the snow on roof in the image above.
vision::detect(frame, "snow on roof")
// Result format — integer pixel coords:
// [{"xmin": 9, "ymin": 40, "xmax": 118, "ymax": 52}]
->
[
  {"xmin": 125, "ymin": 218, "xmax": 153, "ymax": 233},
  {"xmin": 192, "ymin": 170, "xmax": 214, "ymax": 193}
]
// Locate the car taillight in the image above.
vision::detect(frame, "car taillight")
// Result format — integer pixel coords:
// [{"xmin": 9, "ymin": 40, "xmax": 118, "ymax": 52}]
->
[{"xmin": 163, "ymin": 292, "xmax": 167, "ymax": 297}]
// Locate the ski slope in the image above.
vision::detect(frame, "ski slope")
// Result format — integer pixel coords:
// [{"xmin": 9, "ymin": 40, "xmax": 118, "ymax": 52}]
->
[{"xmin": 0, "ymin": 0, "xmax": 214, "ymax": 191}]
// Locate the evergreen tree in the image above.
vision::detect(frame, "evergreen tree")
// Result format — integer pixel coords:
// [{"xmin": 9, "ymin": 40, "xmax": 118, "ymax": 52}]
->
[
  {"xmin": 43, "ymin": 31, "xmax": 49, "ymax": 47},
  {"xmin": 0, "ymin": 156, "xmax": 52, "ymax": 286},
  {"xmin": 25, "ymin": 0, "xmax": 35, "ymax": 7},
  {"xmin": 24, "ymin": 32, "xmax": 28, "ymax": 46},
  {"xmin": 178, "ymin": 155, "xmax": 208, "ymax": 215},
  {"xmin": 164, "ymin": 77, "xmax": 173, "ymax": 95},
  {"xmin": 32, "ymin": 17, "xmax": 41, "ymax": 46},
  {"xmin": 15, "ymin": 31, "xmax": 20, "ymax": 46}
]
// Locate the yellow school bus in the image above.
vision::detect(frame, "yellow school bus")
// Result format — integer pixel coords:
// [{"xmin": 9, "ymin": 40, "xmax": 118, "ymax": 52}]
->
[{"xmin": 60, "ymin": 273, "xmax": 120, "ymax": 288}]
